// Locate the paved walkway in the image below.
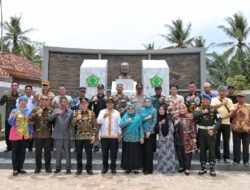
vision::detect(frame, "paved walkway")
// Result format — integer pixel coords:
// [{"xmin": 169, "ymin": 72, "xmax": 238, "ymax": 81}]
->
[{"xmin": 0, "ymin": 170, "xmax": 250, "ymax": 190}]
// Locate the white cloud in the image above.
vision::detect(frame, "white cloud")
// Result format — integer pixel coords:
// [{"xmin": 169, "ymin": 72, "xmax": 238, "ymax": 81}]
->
[{"xmin": 2, "ymin": 0, "xmax": 250, "ymax": 49}]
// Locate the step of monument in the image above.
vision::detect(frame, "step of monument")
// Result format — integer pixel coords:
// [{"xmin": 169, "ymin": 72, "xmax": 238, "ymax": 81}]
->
[{"xmin": 0, "ymin": 158, "xmax": 249, "ymax": 171}]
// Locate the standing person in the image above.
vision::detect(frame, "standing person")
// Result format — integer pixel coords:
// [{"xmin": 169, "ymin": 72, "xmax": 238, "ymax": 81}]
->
[
  {"xmin": 231, "ymin": 92, "xmax": 250, "ymax": 165},
  {"xmin": 112, "ymin": 83, "xmax": 129, "ymax": 117},
  {"xmin": 203, "ymin": 82, "xmax": 217, "ymax": 98},
  {"xmin": 17, "ymin": 85, "xmax": 36, "ymax": 152},
  {"xmin": 52, "ymin": 85, "xmax": 73, "ymax": 109},
  {"xmin": 72, "ymin": 99, "xmax": 98, "ymax": 175},
  {"xmin": 227, "ymin": 86, "xmax": 237, "ymax": 104},
  {"xmin": 184, "ymin": 81, "xmax": 202, "ymax": 113},
  {"xmin": 33, "ymin": 80, "xmax": 55, "ymax": 109},
  {"xmin": 167, "ymin": 84, "xmax": 184, "ymax": 115},
  {"xmin": 70, "ymin": 87, "xmax": 90, "ymax": 111},
  {"xmin": 151, "ymin": 85, "xmax": 166, "ymax": 111},
  {"xmin": 130, "ymin": 84, "xmax": 145, "ymax": 115},
  {"xmin": 120, "ymin": 103, "xmax": 144, "ymax": 174},
  {"xmin": 0, "ymin": 81, "xmax": 20, "ymax": 152},
  {"xmin": 193, "ymin": 94, "xmax": 221, "ymax": 177},
  {"xmin": 141, "ymin": 97, "xmax": 157, "ymax": 174},
  {"xmin": 91, "ymin": 84, "xmax": 108, "ymax": 152},
  {"xmin": 48, "ymin": 97, "xmax": 73, "ymax": 174},
  {"xmin": 8, "ymin": 96, "xmax": 33, "ymax": 176},
  {"xmin": 211, "ymin": 86, "xmax": 234, "ymax": 163},
  {"xmin": 97, "ymin": 97, "xmax": 121, "ymax": 175},
  {"xmin": 155, "ymin": 106, "xmax": 176, "ymax": 174},
  {"xmin": 29, "ymin": 95, "xmax": 53, "ymax": 174},
  {"xmin": 174, "ymin": 104, "xmax": 197, "ymax": 176}
]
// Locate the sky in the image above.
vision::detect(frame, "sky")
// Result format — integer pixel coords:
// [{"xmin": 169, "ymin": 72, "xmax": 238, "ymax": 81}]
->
[{"xmin": 2, "ymin": 0, "xmax": 250, "ymax": 50}]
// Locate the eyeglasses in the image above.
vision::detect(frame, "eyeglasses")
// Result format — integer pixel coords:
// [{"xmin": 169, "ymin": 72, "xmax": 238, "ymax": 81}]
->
[
  {"xmin": 41, "ymin": 99, "xmax": 48, "ymax": 101},
  {"xmin": 43, "ymin": 84, "xmax": 49, "ymax": 87}
]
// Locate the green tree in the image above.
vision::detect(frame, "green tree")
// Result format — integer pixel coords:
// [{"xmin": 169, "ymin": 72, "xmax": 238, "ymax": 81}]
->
[
  {"xmin": 218, "ymin": 12, "xmax": 250, "ymax": 57},
  {"xmin": 3, "ymin": 15, "xmax": 33, "ymax": 54},
  {"xmin": 191, "ymin": 36, "xmax": 215, "ymax": 51},
  {"xmin": 21, "ymin": 43, "xmax": 42, "ymax": 68},
  {"xmin": 161, "ymin": 19, "xmax": 193, "ymax": 48}
]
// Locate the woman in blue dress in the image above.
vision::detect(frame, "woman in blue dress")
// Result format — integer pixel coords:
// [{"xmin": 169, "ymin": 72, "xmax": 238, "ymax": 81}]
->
[
  {"xmin": 155, "ymin": 105, "xmax": 176, "ymax": 174},
  {"xmin": 141, "ymin": 97, "xmax": 157, "ymax": 174},
  {"xmin": 120, "ymin": 103, "xmax": 144, "ymax": 174}
]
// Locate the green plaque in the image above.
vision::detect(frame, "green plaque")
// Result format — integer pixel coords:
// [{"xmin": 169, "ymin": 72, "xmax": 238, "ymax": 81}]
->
[
  {"xmin": 150, "ymin": 75, "xmax": 163, "ymax": 88},
  {"xmin": 86, "ymin": 74, "xmax": 100, "ymax": 87}
]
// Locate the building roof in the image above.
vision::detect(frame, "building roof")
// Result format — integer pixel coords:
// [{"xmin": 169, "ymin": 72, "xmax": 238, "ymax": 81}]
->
[{"xmin": 0, "ymin": 52, "xmax": 42, "ymax": 81}]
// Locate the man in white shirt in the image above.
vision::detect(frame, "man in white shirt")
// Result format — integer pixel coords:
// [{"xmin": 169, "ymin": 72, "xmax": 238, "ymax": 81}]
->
[
  {"xmin": 97, "ymin": 97, "xmax": 121, "ymax": 175},
  {"xmin": 167, "ymin": 84, "xmax": 184, "ymax": 114},
  {"xmin": 52, "ymin": 85, "xmax": 73, "ymax": 109}
]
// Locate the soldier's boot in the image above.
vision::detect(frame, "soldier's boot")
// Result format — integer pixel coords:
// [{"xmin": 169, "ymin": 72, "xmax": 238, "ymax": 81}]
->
[
  {"xmin": 209, "ymin": 162, "xmax": 216, "ymax": 177},
  {"xmin": 198, "ymin": 162, "xmax": 207, "ymax": 175}
]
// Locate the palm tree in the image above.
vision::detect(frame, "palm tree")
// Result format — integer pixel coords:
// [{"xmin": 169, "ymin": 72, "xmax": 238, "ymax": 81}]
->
[
  {"xmin": 191, "ymin": 36, "xmax": 215, "ymax": 52},
  {"xmin": 3, "ymin": 15, "xmax": 33, "ymax": 54},
  {"xmin": 21, "ymin": 43, "xmax": 42, "ymax": 68},
  {"xmin": 218, "ymin": 12, "xmax": 250, "ymax": 57},
  {"xmin": 161, "ymin": 19, "xmax": 193, "ymax": 48}
]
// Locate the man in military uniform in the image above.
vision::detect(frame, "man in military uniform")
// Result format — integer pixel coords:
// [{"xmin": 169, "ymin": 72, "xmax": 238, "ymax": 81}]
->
[
  {"xmin": 72, "ymin": 99, "xmax": 98, "ymax": 175},
  {"xmin": 193, "ymin": 94, "xmax": 221, "ymax": 177},
  {"xmin": 112, "ymin": 83, "xmax": 129, "ymax": 117},
  {"xmin": 151, "ymin": 85, "xmax": 166, "ymax": 110},
  {"xmin": 90, "ymin": 84, "xmax": 108, "ymax": 152},
  {"xmin": 0, "ymin": 81, "xmax": 20, "ymax": 152},
  {"xmin": 184, "ymin": 81, "xmax": 202, "ymax": 113},
  {"xmin": 33, "ymin": 80, "xmax": 55, "ymax": 109},
  {"xmin": 29, "ymin": 95, "xmax": 53, "ymax": 174},
  {"xmin": 130, "ymin": 84, "xmax": 145, "ymax": 115}
]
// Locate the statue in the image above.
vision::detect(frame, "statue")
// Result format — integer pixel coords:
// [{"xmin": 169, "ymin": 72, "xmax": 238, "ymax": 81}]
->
[{"xmin": 119, "ymin": 62, "xmax": 131, "ymax": 79}]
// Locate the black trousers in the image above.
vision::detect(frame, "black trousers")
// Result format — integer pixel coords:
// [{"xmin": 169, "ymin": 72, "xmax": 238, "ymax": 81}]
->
[
  {"xmin": 34, "ymin": 138, "xmax": 52, "ymax": 170},
  {"xmin": 198, "ymin": 129, "xmax": 216, "ymax": 163},
  {"xmin": 27, "ymin": 139, "xmax": 34, "ymax": 150},
  {"xmin": 233, "ymin": 131, "xmax": 250, "ymax": 164},
  {"xmin": 142, "ymin": 134, "xmax": 154, "ymax": 173},
  {"xmin": 76, "ymin": 139, "xmax": 93, "ymax": 171},
  {"xmin": 175, "ymin": 145, "xmax": 192, "ymax": 170},
  {"xmin": 101, "ymin": 138, "xmax": 118, "ymax": 170},
  {"xmin": 11, "ymin": 139, "xmax": 27, "ymax": 171},
  {"xmin": 5, "ymin": 120, "xmax": 11, "ymax": 150},
  {"xmin": 215, "ymin": 124, "xmax": 231, "ymax": 160}
]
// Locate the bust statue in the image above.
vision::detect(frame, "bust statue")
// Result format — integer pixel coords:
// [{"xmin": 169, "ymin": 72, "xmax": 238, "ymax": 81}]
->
[{"xmin": 119, "ymin": 62, "xmax": 131, "ymax": 79}]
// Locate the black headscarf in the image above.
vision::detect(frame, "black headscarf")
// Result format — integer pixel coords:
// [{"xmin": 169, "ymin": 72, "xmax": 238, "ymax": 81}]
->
[{"xmin": 155, "ymin": 106, "xmax": 169, "ymax": 137}]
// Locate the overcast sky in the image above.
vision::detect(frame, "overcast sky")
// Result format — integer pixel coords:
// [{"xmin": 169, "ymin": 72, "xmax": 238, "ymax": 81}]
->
[{"xmin": 3, "ymin": 0, "xmax": 250, "ymax": 50}]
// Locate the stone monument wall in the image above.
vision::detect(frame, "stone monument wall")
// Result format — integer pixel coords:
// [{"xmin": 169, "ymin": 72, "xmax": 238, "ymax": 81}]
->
[{"xmin": 43, "ymin": 47, "xmax": 206, "ymax": 97}]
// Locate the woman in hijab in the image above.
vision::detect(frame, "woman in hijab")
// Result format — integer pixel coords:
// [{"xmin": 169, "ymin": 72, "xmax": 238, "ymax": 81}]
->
[
  {"xmin": 120, "ymin": 103, "xmax": 144, "ymax": 174},
  {"xmin": 174, "ymin": 103, "xmax": 197, "ymax": 176},
  {"xmin": 155, "ymin": 105, "xmax": 176, "ymax": 174},
  {"xmin": 8, "ymin": 96, "xmax": 33, "ymax": 176},
  {"xmin": 141, "ymin": 97, "xmax": 157, "ymax": 174}
]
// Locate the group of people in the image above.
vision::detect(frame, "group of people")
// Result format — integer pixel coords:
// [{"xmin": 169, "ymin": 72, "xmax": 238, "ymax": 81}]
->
[{"xmin": 0, "ymin": 80, "xmax": 250, "ymax": 177}]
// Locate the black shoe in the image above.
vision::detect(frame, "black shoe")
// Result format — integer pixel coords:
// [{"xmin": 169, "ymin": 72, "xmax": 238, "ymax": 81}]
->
[
  {"xmin": 185, "ymin": 170, "xmax": 190, "ymax": 176},
  {"xmin": 143, "ymin": 171, "xmax": 149, "ymax": 175},
  {"xmin": 125, "ymin": 170, "xmax": 131, "ymax": 174},
  {"xmin": 34, "ymin": 169, "xmax": 41, "ymax": 174},
  {"xmin": 3, "ymin": 149, "xmax": 11, "ymax": 153},
  {"xmin": 66, "ymin": 169, "xmax": 71, "ymax": 174},
  {"xmin": 178, "ymin": 168, "xmax": 185, "ymax": 173},
  {"xmin": 111, "ymin": 169, "xmax": 116, "ymax": 174},
  {"xmin": 28, "ymin": 148, "xmax": 33, "ymax": 152},
  {"xmin": 134, "ymin": 171, "xmax": 139, "ymax": 174},
  {"xmin": 198, "ymin": 163, "xmax": 207, "ymax": 175},
  {"xmin": 76, "ymin": 170, "xmax": 82, "ymax": 175},
  {"xmin": 18, "ymin": 169, "xmax": 27, "ymax": 174},
  {"xmin": 46, "ymin": 168, "xmax": 52, "ymax": 173},
  {"xmin": 13, "ymin": 170, "xmax": 18, "ymax": 176},
  {"xmin": 101, "ymin": 169, "xmax": 108, "ymax": 174},
  {"xmin": 93, "ymin": 146, "xmax": 99, "ymax": 152},
  {"xmin": 87, "ymin": 170, "xmax": 94, "ymax": 175},
  {"xmin": 54, "ymin": 169, "xmax": 61, "ymax": 174}
]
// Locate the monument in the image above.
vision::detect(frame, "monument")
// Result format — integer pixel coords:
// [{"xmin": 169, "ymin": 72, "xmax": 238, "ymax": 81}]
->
[
  {"xmin": 142, "ymin": 60, "xmax": 169, "ymax": 97},
  {"xmin": 80, "ymin": 59, "xmax": 108, "ymax": 99},
  {"xmin": 111, "ymin": 62, "xmax": 136, "ymax": 96}
]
